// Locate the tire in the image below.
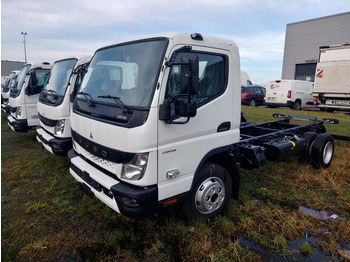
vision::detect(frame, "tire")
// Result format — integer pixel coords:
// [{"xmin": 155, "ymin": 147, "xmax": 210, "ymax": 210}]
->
[
  {"xmin": 292, "ymin": 100, "xmax": 301, "ymax": 110},
  {"xmin": 299, "ymin": 132, "xmax": 318, "ymax": 164},
  {"xmin": 309, "ymin": 133, "xmax": 334, "ymax": 169},
  {"xmin": 182, "ymin": 163, "xmax": 232, "ymax": 220},
  {"xmin": 249, "ymin": 99, "xmax": 256, "ymax": 107}
]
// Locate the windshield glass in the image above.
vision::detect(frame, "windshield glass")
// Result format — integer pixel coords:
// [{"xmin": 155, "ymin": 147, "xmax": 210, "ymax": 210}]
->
[
  {"xmin": 78, "ymin": 39, "xmax": 168, "ymax": 108},
  {"xmin": 13, "ymin": 64, "xmax": 31, "ymax": 91},
  {"xmin": 2, "ymin": 72, "xmax": 16, "ymax": 91},
  {"xmin": 44, "ymin": 59, "xmax": 77, "ymax": 96}
]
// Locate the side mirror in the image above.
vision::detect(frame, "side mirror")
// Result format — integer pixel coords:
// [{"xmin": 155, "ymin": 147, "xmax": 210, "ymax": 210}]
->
[
  {"xmin": 175, "ymin": 97, "xmax": 197, "ymax": 118},
  {"xmin": 30, "ymin": 71, "xmax": 38, "ymax": 86},
  {"xmin": 180, "ymin": 54, "xmax": 199, "ymax": 95}
]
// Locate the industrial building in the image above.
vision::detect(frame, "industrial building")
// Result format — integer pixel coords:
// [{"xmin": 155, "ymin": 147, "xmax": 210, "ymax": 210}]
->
[
  {"xmin": 1, "ymin": 60, "xmax": 25, "ymax": 80},
  {"xmin": 281, "ymin": 12, "xmax": 350, "ymax": 82}
]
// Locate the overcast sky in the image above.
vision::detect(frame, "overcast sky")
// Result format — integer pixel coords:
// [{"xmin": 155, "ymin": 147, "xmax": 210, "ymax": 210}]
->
[{"xmin": 1, "ymin": 0, "xmax": 350, "ymax": 81}]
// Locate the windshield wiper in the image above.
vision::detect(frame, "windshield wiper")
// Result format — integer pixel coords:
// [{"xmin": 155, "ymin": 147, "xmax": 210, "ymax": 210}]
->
[
  {"xmin": 98, "ymin": 94, "xmax": 131, "ymax": 114},
  {"xmin": 77, "ymin": 91, "xmax": 96, "ymax": 108}
]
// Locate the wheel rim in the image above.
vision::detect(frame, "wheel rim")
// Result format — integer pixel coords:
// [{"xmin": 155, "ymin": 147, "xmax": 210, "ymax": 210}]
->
[
  {"xmin": 250, "ymin": 100, "xmax": 255, "ymax": 106},
  {"xmin": 323, "ymin": 141, "xmax": 333, "ymax": 165},
  {"xmin": 195, "ymin": 177, "xmax": 225, "ymax": 214}
]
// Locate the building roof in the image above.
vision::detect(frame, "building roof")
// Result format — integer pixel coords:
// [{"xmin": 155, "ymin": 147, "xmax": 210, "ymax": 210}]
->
[{"xmin": 1, "ymin": 60, "xmax": 26, "ymax": 77}]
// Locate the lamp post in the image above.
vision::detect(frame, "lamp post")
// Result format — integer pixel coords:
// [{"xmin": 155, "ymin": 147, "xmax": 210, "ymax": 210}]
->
[{"xmin": 21, "ymin": 32, "xmax": 27, "ymax": 62}]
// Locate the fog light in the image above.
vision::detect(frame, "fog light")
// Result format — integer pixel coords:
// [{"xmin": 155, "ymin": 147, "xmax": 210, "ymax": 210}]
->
[{"xmin": 122, "ymin": 197, "xmax": 140, "ymax": 207}]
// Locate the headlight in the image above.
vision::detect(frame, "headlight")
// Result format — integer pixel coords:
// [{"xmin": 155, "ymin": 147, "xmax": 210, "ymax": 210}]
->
[
  {"xmin": 54, "ymin": 119, "xmax": 65, "ymax": 135},
  {"xmin": 15, "ymin": 106, "xmax": 22, "ymax": 118},
  {"xmin": 121, "ymin": 153, "xmax": 149, "ymax": 181}
]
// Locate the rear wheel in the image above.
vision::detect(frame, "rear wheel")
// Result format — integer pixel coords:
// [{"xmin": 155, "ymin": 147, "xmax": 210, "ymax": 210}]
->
[
  {"xmin": 292, "ymin": 100, "xmax": 301, "ymax": 110},
  {"xmin": 309, "ymin": 133, "xmax": 334, "ymax": 169},
  {"xmin": 183, "ymin": 163, "xmax": 232, "ymax": 220},
  {"xmin": 299, "ymin": 132, "xmax": 318, "ymax": 164},
  {"xmin": 249, "ymin": 99, "xmax": 256, "ymax": 107}
]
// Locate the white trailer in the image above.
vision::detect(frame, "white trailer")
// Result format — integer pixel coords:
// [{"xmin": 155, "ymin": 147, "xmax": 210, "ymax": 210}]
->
[
  {"xmin": 67, "ymin": 33, "xmax": 336, "ymax": 220},
  {"xmin": 36, "ymin": 56, "xmax": 91, "ymax": 155},
  {"xmin": 7, "ymin": 62, "xmax": 51, "ymax": 132},
  {"xmin": 313, "ymin": 44, "xmax": 350, "ymax": 111}
]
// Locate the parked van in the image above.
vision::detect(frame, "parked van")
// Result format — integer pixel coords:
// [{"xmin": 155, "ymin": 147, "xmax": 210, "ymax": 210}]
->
[
  {"xmin": 7, "ymin": 62, "xmax": 51, "ymax": 132},
  {"xmin": 36, "ymin": 56, "xmax": 91, "ymax": 155},
  {"xmin": 265, "ymin": 80, "xmax": 315, "ymax": 110}
]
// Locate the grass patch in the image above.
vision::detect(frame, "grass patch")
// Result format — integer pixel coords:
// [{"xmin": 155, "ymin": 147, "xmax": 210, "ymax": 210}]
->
[{"xmin": 2, "ymin": 108, "xmax": 350, "ymax": 261}]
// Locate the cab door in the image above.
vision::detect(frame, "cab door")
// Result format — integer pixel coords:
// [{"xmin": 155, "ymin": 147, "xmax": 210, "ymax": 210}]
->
[
  {"xmin": 156, "ymin": 46, "xmax": 240, "ymax": 201},
  {"xmin": 25, "ymin": 69, "xmax": 50, "ymax": 127}
]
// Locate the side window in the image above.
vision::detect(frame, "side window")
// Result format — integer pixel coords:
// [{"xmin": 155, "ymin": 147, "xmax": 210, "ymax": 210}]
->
[
  {"xmin": 166, "ymin": 52, "xmax": 227, "ymax": 106},
  {"xmin": 253, "ymin": 87, "xmax": 261, "ymax": 94}
]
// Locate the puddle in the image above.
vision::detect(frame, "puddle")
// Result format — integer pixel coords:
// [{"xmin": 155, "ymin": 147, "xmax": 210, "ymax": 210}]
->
[
  {"xmin": 298, "ymin": 206, "xmax": 343, "ymax": 220},
  {"xmin": 239, "ymin": 236, "xmax": 342, "ymax": 261}
]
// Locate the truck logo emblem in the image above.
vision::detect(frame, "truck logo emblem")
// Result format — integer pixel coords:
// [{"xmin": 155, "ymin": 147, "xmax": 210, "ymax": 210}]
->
[{"xmin": 90, "ymin": 132, "xmax": 93, "ymax": 139}]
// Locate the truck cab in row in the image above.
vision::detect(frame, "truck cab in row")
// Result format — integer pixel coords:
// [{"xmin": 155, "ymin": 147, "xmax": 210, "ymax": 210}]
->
[
  {"xmin": 7, "ymin": 62, "xmax": 51, "ymax": 132},
  {"xmin": 68, "ymin": 33, "xmax": 241, "ymax": 219},
  {"xmin": 36, "ymin": 56, "xmax": 91, "ymax": 155},
  {"xmin": 2, "ymin": 70, "xmax": 19, "ymax": 113}
]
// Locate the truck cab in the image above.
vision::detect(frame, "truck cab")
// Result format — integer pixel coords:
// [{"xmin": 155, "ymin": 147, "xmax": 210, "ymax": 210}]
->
[
  {"xmin": 7, "ymin": 62, "xmax": 51, "ymax": 132},
  {"xmin": 2, "ymin": 70, "xmax": 19, "ymax": 113},
  {"xmin": 36, "ymin": 56, "xmax": 91, "ymax": 155},
  {"xmin": 68, "ymin": 33, "xmax": 241, "ymax": 219}
]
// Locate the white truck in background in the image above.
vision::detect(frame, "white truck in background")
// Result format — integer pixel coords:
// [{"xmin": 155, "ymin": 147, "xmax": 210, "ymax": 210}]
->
[
  {"xmin": 313, "ymin": 44, "xmax": 350, "ymax": 111},
  {"xmin": 36, "ymin": 56, "xmax": 91, "ymax": 155},
  {"xmin": 2, "ymin": 70, "xmax": 19, "ymax": 113},
  {"xmin": 67, "ymin": 33, "xmax": 336, "ymax": 220},
  {"xmin": 7, "ymin": 62, "xmax": 51, "ymax": 132},
  {"xmin": 241, "ymin": 71, "xmax": 253, "ymax": 86}
]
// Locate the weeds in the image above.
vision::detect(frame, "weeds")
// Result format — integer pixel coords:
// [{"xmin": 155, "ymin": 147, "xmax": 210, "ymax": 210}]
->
[{"xmin": 2, "ymin": 108, "xmax": 350, "ymax": 261}]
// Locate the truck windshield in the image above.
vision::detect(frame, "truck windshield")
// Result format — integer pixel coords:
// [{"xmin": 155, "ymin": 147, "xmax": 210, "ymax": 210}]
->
[
  {"xmin": 12, "ymin": 64, "xmax": 31, "ymax": 92},
  {"xmin": 77, "ymin": 39, "xmax": 168, "ymax": 108},
  {"xmin": 43, "ymin": 58, "xmax": 77, "ymax": 96}
]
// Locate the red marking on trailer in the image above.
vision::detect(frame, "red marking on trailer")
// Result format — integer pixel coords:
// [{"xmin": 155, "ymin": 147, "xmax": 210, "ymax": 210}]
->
[{"xmin": 316, "ymin": 69, "xmax": 323, "ymax": 78}]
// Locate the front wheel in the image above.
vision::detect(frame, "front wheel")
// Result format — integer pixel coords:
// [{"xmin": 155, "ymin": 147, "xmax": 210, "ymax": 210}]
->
[{"xmin": 182, "ymin": 163, "xmax": 232, "ymax": 220}]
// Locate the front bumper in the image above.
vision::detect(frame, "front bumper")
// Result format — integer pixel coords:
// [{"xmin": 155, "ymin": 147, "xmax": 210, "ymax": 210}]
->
[
  {"xmin": 36, "ymin": 126, "xmax": 72, "ymax": 156},
  {"xmin": 1, "ymin": 103, "xmax": 10, "ymax": 113},
  {"xmin": 68, "ymin": 149, "xmax": 158, "ymax": 218},
  {"xmin": 7, "ymin": 115, "xmax": 29, "ymax": 132}
]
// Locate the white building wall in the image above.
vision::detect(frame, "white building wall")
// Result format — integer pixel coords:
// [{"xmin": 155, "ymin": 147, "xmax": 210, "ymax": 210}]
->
[{"xmin": 282, "ymin": 12, "xmax": 350, "ymax": 80}]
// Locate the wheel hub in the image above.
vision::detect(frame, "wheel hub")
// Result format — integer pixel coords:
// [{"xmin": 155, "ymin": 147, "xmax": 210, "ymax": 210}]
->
[
  {"xmin": 195, "ymin": 177, "xmax": 225, "ymax": 214},
  {"xmin": 323, "ymin": 141, "xmax": 333, "ymax": 165}
]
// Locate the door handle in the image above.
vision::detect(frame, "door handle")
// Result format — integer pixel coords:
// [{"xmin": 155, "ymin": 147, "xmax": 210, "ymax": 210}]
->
[{"xmin": 217, "ymin": 121, "xmax": 231, "ymax": 132}]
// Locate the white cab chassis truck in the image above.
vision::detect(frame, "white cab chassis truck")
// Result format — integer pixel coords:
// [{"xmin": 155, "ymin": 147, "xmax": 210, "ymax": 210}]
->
[
  {"xmin": 68, "ymin": 33, "xmax": 336, "ymax": 220},
  {"xmin": 36, "ymin": 56, "xmax": 91, "ymax": 155},
  {"xmin": 313, "ymin": 44, "xmax": 350, "ymax": 111},
  {"xmin": 7, "ymin": 62, "xmax": 51, "ymax": 132},
  {"xmin": 2, "ymin": 70, "xmax": 19, "ymax": 113}
]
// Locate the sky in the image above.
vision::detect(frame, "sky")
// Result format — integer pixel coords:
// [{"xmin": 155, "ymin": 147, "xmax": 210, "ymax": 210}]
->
[{"xmin": 1, "ymin": 0, "xmax": 350, "ymax": 82}]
